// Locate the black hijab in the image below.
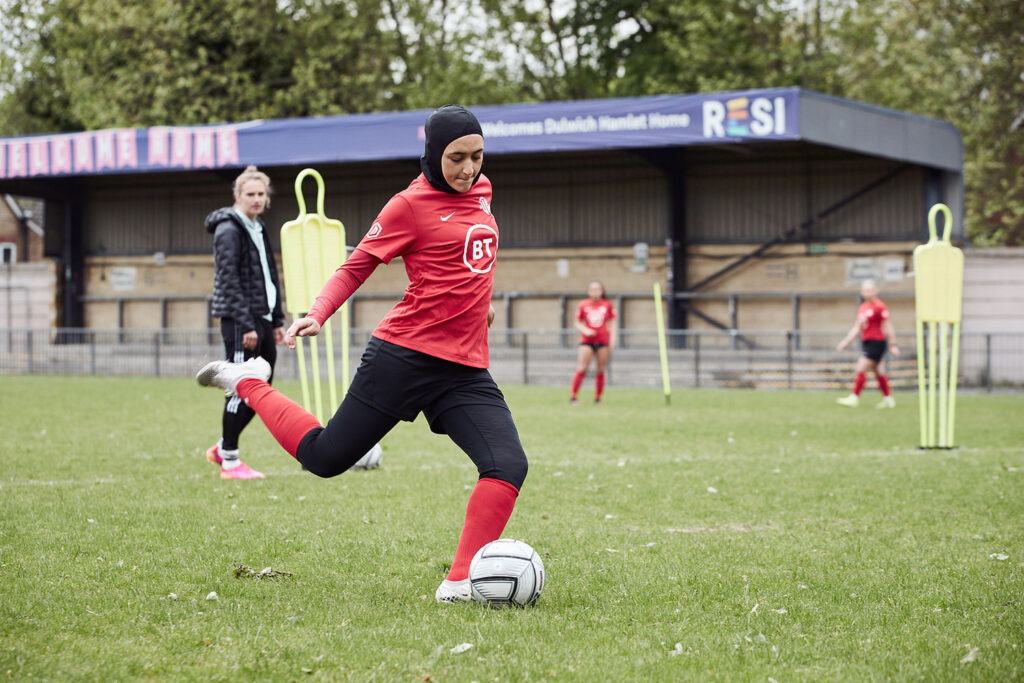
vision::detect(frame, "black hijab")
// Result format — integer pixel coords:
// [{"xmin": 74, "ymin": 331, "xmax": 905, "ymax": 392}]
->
[{"xmin": 419, "ymin": 104, "xmax": 483, "ymax": 194}]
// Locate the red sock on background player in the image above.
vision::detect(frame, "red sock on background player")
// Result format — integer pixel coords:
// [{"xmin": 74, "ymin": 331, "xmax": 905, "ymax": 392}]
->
[
  {"xmin": 446, "ymin": 478, "xmax": 519, "ymax": 581},
  {"xmin": 852, "ymin": 372, "xmax": 866, "ymax": 396},
  {"xmin": 877, "ymin": 373, "xmax": 891, "ymax": 396},
  {"xmin": 570, "ymin": 370, "xmax": 585, "ymax": 399},
  {"xmin": 595, "ymin": 372, "xmax": 605, "ymax": 401}
]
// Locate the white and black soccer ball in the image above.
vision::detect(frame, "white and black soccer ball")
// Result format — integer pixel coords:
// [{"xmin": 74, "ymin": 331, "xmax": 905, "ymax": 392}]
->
[
  {"xmin": 469, "ymin": 539, "xmax": 545, "ymax": 608},
  {"xmin": 351, "ymin": 442, "xmax": 382, "ymax": 470}
]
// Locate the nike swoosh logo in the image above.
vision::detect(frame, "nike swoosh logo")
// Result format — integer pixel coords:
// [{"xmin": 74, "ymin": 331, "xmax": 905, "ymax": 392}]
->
[{"xmin": 440, "ymin": 211, "xmax": 456, "ymax": 221}]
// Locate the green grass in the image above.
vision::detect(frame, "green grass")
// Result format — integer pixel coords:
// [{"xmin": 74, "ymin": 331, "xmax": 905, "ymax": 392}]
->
[{"xmin": 1, "ymin": 377, "xmax": 1023, "ymax": 681}]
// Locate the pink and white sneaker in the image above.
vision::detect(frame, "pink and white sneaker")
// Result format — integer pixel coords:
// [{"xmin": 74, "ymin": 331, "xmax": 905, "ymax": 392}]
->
[
  {"xmin": 220, "ymin": 461, "xmax": 265, "ymax": 480},
  {"xmin": 206, "ymin": 443, "xmax": 223, "ymax": 466}
]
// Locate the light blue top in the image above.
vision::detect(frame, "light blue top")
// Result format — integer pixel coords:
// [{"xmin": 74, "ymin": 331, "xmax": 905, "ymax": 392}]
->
[{"xmin": 234, "ymin": 208, "xmax": 276, "ymax": 322}]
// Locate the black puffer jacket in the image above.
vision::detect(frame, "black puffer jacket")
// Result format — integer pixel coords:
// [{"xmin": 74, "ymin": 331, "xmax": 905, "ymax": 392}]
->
[{"xmin": 205, "ymin": 207, "xmax": 285, "ymax": 332}]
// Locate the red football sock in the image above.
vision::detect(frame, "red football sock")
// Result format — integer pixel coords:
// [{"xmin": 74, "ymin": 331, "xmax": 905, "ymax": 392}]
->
[
  {"xmin": 595, "ymin": 372, "xmax": 606, "ymax": 401},
  {"xmin": 446, "ymin": 477, "xmax": 519, "ymax": 581},
  {"xmin": 570, "ymin": 371, "xmax": 585, "ymax": 399},
  {"xmin": 237, "ymin": 378, "xmax": 321, "ymax": 458},
  {"xmin": 852, "ymin": 372, "xmax": 866, "ymax": 396},
  {"xmin": 877, "ymin": 374, "xmax": 891, "ymax": 396}
]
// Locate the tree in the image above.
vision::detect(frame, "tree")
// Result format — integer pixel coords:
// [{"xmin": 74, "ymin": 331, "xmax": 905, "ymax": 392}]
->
[
  {"xmin": 823, "ymin": 0, "xmax": 1024, "ymax": 245},
  {"xmin": 270, "ymin": 0, "xmax": 399, "ymax": 117},
  {"xmin": 479, "ymin": 0, "xmax": 808, "ymax": 100},
  {"xmin": 0, "ymin": 0, "xmax": 80, "ymax": 134},
  {"xmin": 1, "ymin": 0, "xmax": 1020, "ymax": 244},
  {"xmin": 0, "ymin": 0, "xmax": 499, "ymax": 131},
  {"xmin": 378, "ymin": 0, "xmax": 522, "ymax": 109},
  {"xmin": 615, "ymin": 0, "xmax": 806, "ymax": 95}
]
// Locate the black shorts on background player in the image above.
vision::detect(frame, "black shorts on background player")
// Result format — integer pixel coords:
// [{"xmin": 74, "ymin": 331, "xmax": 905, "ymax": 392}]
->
[{"xmin": 861, "ymin": 339, "xmax": 887, "ymax": 362}]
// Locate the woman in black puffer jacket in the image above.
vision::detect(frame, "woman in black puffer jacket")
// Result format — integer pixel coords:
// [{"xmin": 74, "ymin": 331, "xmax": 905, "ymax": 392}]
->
[{"xmin": 202, "ymin": 165, "xmax": 285, "ymax": 479}]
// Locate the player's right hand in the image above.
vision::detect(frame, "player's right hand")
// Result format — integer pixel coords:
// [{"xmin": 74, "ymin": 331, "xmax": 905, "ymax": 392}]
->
[{"xmin": 285, "ymin": 317, "xmax": 321, "ymax": 349}]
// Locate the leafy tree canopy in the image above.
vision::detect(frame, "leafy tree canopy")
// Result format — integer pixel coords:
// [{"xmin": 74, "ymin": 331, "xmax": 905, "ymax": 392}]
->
[{"xmin": 0, "ymin": 0, "xmax": 1020, "ymax": 243}]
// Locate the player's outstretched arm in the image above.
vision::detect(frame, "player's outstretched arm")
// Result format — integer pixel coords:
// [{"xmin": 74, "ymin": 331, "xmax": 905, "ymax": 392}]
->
[
  {"xmin": 305, "ymin": 248, "xmax": 382, "ymax": 327},
  {"xmin": 836, "ymin": 322, "xmax": 859, "ymax": 351},
  {"xmin": 883, "ymin": 320, "xmax": 900, "ymax": 356}
]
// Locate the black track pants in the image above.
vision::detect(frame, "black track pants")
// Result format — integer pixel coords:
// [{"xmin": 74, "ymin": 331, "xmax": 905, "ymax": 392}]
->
[{"xmin": 220, "ymin": 317, "xmax": 276, "ymax": 450}]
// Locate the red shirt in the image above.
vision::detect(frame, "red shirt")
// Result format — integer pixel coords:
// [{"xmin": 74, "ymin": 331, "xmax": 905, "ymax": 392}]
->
[
  {"xmin": 577, "ymin": 298, "xmax": 616, "ymax": 345},
  {"xmin": 857, "ymin": 298, "xmax": 889, "ymax": 341},
  {"xmin": 355, "ymin": 173, "xmax": 498, "ymax": 368}
]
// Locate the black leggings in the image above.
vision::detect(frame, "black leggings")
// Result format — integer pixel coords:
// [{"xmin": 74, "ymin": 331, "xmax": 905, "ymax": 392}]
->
[{"xmin": 295, "ymin": 395, "xmax": 529, "ymax": 489}]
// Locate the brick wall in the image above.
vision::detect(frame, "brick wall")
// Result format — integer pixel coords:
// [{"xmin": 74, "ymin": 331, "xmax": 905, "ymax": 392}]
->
[
  {"xmin": 0, "ymin": 262, "xmax": 58, "ymax": 328},
  {"xmin": 76, "ymin": 244, "xmax": 1022, "ymax": 335}
]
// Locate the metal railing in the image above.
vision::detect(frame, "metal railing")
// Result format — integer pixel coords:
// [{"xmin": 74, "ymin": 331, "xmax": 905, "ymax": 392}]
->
[
  {"xmin": 38, "ymin": 289, "xmax": 917, "ymax": 345},
  {"xmin": 1, "ymin": 327, "xmax": 1022, "ymax": 390}
]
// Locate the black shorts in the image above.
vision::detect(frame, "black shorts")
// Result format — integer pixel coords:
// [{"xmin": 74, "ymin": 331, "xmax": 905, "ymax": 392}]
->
[
  {"xmin": 861, "ymin": 339, "xmax": 888, "ymax": 362},
  {"xmin": 580, "ymin": 342, "xmax": 608, "ymax": 352},
  {"xmin": 347, "ymin": 336, "xmax": 510, "ymax": 433}
]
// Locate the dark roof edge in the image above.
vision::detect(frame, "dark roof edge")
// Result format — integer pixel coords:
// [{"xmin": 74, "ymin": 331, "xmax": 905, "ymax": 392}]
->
[{"xmin": 797, "ymin": 89, "xmax": 963, "ymax": 172}]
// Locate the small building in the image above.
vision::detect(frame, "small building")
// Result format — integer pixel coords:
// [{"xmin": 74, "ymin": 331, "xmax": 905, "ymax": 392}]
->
[
  {"xmin": 0, "ymin": 195, "xmax": 45, "ymax": 264},
  {"xmin": 0, "ymin": 87, "xmax": 963, "ymax": 337}
]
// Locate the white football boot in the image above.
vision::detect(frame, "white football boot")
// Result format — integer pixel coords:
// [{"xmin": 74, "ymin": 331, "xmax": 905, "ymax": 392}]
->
[
  {"xmin": 836, "ymin": 394, "xmax": 859, "ymax": 408},
  {"xmin": 195, "ymin": 357, "xmax": 271, "ymax": 397},
  {"xmin": 435, "ymin": 578, "xmax": 472, "ymax": 603},
  {"xmin": 876, "ymin": 396, "xmax": 896, "ymax": 409}
]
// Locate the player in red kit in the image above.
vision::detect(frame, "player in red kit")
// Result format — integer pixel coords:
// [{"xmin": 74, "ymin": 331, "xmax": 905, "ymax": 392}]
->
[
  {"xmin": 196, "ymin": 105, "xmax": 527, "ymax": 603},
  {"xmin": 836, "ymin": 280, "xmax": 900, "ymax": 408},
  {"xmin": 570, "ymin": 280, "xmax": 617, "ymax": 404}
]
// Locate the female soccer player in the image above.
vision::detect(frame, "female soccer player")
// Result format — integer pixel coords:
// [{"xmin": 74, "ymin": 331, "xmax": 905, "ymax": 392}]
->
[
  {"xmin": 569, "ymin": 280, "xmax": 617, "ymax": 404},
  {"xmin": 204, "ymin": 166, "xmax": 285, "ymax": 479},
  {"xmin": 836, "ymin": 279, "xmax": 900, "ymax": 408},
  {"xmin": 196, "ymin": 105, "xmax": 527, "ymax": 603}
]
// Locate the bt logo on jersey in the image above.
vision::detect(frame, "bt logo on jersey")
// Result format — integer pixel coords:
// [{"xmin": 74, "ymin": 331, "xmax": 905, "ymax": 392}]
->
[{"xmin": 464, "ymin": 224, "xmax": 498, "ymax": 274}]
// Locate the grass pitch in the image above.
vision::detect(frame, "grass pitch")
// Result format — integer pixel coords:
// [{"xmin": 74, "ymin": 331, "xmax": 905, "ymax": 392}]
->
[{"xmin": 1, "ymin": 377, "xmax": 1022, "ymax": 681}]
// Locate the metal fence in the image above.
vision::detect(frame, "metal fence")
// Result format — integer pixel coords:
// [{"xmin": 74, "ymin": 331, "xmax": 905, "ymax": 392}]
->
[{"xmin": 1, "ymin": 326, "xmax": 1022, "ymax": 390}]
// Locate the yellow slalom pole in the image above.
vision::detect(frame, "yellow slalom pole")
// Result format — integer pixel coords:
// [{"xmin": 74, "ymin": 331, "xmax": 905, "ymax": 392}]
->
[
  {"xmin": 322, "ymin": 320, "xmax": 337, "ymax": 412},
  {"xmin": 653, "ymin": 282, "xmax": 671, "ymax": 405},
  {"xmin": 339, "ymin": 294, "xmax": 350, "ymax": 396},
  {"xmin": 291, "ymin": 209, "xmax": 313, "ymax": 415},
  {"xmin": 281, "ymin": 167, "xmax": 351, "ymax": 427},
  {"xmin": 947, "ymin": 322, "xmax": 960, "ymax": 447},
  {"xmin": 308, "ymin": 335, "xmax": 324, "ymax": 423},
  {"xmin": 915, "ymin": 319, "xmax": 927, "ymax": 448},
  {"xmin": 295, "ymin": 337, "xmax": 312, "ymax": 413},
  {"xmin": 319, "ymin": 216, "xmax": 338, "ymax": 412},
  {"xmin": 937, "ymin": 321, "xmax": 949, "ymax": 448},
  {"xmin": 914, "ymin": 202, "xmax": 964, "ymax": 449},
  {"xmin": 927, "ymin": 321, "xmax": 937, "ymax": 448}
]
